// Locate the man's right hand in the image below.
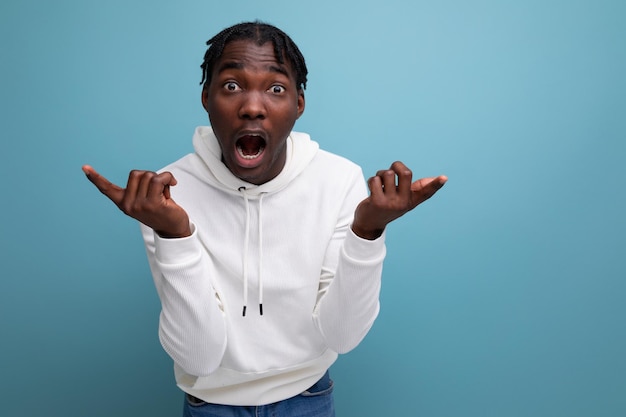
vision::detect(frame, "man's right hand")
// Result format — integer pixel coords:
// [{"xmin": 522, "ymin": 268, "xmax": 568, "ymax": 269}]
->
[{"xmin": 82, "ymin": 165, "xmax": 191, "ymax": 238}]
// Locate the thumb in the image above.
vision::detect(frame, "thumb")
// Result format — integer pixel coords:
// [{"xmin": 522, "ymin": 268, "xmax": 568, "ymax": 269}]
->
[
  {"xmin": 82, "ymin": 165, "xmax": 125, "ymax": 205},
  {"xmin": 410, "ymin": 175, "xmax": 448, "ymax": 193},
  {"xmin": 409, "ymin": 175, "xmax": 448, "ymax": 208}
]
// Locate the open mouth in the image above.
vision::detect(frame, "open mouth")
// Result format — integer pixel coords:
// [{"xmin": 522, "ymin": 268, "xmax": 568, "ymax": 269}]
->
[{"xmin": 236, "ymin": 134, "xmax": 266, "ymax": 160}]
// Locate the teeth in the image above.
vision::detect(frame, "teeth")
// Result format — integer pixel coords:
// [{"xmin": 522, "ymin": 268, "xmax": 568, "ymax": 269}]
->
[
  {"xmin": 237, "ymin": 133, "xmax": 265, "ymax": 160},
  {"xmin": 237, "ymin": 144, "xmax": 265, "ymax": 159}
]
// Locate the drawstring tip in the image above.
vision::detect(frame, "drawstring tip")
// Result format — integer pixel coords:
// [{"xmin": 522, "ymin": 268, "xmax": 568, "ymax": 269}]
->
[
  {"xmin": 259, "ymin": 304, "xmax": 263, "ymax": 315},
  {"xmin": 242, "ymin": 306, "xmax": 247, "ymax": 316}
]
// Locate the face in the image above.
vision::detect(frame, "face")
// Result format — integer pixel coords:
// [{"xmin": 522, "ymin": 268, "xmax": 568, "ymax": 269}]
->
[{"xmin": 201, "ymin": 39, "xmax": 305, "ymax": 185}]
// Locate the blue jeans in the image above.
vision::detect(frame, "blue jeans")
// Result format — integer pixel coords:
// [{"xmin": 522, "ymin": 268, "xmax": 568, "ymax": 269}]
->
[{"xmin": 182, "ymin": 371, "xmax": 335, "ymax": 417}]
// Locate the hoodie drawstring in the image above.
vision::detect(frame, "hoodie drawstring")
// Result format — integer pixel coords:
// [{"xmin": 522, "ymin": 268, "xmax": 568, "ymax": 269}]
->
[
  {"xmin": 238, "ymin": 187, "xmax": 264, "ymax": 317},
  {"xmin": 258, "ymin": 193, "xmax": 264, "ymax": 316},
  {"xmin": 239, "ymin": 187, "xmax": 250, "ymax": 316}
]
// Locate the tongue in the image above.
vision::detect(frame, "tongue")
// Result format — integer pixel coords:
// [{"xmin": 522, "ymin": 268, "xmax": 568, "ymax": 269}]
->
[{"xmin": 238, "ymin": 135, "xmax": 264, "ymax": 156}]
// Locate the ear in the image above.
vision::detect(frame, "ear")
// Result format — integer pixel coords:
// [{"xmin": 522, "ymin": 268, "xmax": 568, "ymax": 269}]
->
[
  {"xmin": 201, "ymin": 86, "xmax": 210, "ymax": 113},
  {"xmin": 296, "ymin": 89, "xmax": 305, "ymax": 119}
]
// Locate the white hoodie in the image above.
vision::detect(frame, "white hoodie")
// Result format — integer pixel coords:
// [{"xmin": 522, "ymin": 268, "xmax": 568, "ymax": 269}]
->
[{"xmin": 141, "ymin": 126, "xmax": 386, "ymax": 405}]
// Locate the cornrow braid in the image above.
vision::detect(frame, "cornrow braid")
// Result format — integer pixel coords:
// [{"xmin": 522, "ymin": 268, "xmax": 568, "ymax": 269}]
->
[{"xmin": 199, "ymin": 21, "xmax": 308, "ymax": 91}]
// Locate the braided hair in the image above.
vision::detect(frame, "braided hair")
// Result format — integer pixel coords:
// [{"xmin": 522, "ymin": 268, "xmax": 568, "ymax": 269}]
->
[{"xmin": 200, "ymin": 21, "xmax": 308, "ymax": 91}]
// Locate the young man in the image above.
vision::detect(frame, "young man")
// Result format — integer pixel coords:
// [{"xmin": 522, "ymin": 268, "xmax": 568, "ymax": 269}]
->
[{"xmin": 83, "ymin": 21, "xmax": 446, "ymax": 417}]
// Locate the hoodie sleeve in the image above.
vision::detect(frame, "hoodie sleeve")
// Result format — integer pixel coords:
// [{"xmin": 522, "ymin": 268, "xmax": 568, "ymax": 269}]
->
[
  {"xmin": 141, "ymin": 222, "xmax": 227, "ymax": 377},
  {"xmin": 313, "ymin": 167, "xmax": 386, "ymax": 353}
]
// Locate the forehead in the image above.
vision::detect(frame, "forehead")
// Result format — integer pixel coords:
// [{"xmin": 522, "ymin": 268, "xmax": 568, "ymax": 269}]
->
[{"xmin": 213, "ymin": 39, "xmax": 295, "ymax": 80}]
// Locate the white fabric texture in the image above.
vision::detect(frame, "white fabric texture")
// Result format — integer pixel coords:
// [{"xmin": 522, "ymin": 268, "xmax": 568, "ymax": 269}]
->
[{"xmin": 141, "ymin": 126, "xmax": 386, "ymax": 406}]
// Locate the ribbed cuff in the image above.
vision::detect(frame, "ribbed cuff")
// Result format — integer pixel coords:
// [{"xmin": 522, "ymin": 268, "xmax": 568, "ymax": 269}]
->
[
  {"xmin": 343, "ymin": 227, "xmax": 386, "ymax": 262},
  {"xmin": 154, "ymin": 223, "xmax": 200, "ymax": 265}
]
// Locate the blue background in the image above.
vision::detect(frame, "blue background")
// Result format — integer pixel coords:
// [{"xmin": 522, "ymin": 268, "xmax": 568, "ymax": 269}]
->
[{"xmin": 1, "ymin": 0, "xmax": 624, "ymax": 416}]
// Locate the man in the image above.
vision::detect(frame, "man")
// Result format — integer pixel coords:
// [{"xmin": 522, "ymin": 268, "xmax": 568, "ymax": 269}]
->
[{"xmin": 83, "ymin": 21, "xmax": 446, "ymax": 417}]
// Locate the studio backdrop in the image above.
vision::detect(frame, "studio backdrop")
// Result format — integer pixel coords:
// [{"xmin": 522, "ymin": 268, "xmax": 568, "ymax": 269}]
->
[{"xmin": 1, "ymin": 0, "xmax": 624, "ymax": 416}]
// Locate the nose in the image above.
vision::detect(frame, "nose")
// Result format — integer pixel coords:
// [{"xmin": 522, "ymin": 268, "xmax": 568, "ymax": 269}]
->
[{"xmin": 238, "ymin": 92, "xmax": 266, "ymax": 120}]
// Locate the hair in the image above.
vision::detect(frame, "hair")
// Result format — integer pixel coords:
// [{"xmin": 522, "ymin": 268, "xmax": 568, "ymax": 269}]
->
[{"xmin": 199, "ymin": 21, "xmax": 308, "ymax": 91}]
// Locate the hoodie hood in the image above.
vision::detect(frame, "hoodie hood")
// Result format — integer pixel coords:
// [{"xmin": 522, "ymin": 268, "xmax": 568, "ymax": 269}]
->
[{"xmin": 192, "ymin": 126, "xmax": 319, "ymax": 197}]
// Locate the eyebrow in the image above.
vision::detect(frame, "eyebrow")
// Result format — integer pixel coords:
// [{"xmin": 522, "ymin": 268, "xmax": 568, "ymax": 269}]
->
[{"xmin": 217, "ymin": 61, "xmax": 290, "ymax": 78}]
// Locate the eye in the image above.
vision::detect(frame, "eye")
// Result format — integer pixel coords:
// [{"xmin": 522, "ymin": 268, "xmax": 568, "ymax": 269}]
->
[
  {"xmin": 268, "ymin": 85, "xmax": 285, "ymax": 94},
  {"xmin": 223, "ymin": 82, "xmax": 241, "ymax": 92}
]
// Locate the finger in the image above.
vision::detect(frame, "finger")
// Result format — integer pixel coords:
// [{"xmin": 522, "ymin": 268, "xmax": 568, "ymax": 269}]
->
[
  {"xmin": 367, "ymin": 175, "xmax": 384, "ymax": 198},
  {"xmin": 429, "ymin": 175, "xmax": 448, "ymax": 189},
  {"xmin": 82, "ymin": 165, "xmax": 125, "ymax": 205},
  {"xmin": 120, "ymin": 170, "xmax": 146, "ymax": 212},
  {"xmin": 410, "ymin": 175, "xmax": 448, "ymax": 205},
  {"xmin": 411, "ymin": 175, "xmax": 447, "ymax": 190},
  {"xmin": 390, "ymin": 161, "xmax": 412, "ymax": 198},
  {"xmin": 147, "ymin": 171, "xmax": 178, "ymax": 201},
  {"xmin": 375, "ymin": 169, "xmax": 397, "ymax": 194},
  {"xmin": 134, "ymin": 170, "xmax": 154, "ymax": 200}
]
